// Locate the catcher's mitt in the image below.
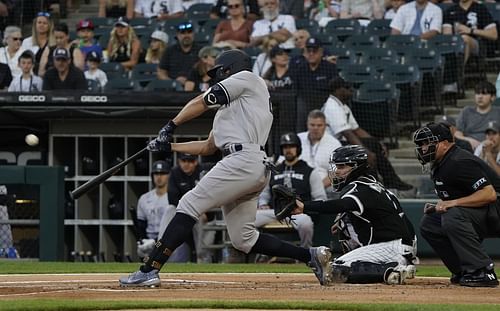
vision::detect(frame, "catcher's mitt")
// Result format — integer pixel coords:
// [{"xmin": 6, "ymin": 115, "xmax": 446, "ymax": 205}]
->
[{"xmin": 272, "ymin": 184, "xmax": 297, "ymax": 221}]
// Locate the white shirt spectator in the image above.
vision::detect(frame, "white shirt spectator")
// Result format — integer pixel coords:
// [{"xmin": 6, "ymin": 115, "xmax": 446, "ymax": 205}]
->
[
  {"xmin": 390, "ymin": 1, "xmax": 442, "ymax": 35},
  {"xmin": 252, "ymin": 52, "xmax": 272, "ymax": 77},
  {"xmin": 85, "ymin": 68, "xmax": 108, "ymax": 89},
  {"xmin": 8, "ymin": 75, "xmax": 43, "ymax": 92},
  {"xmin": 134, "ymin": 0, "xmax": 183, "ymax": 18},
  {"xmin": 474, "ymin": 143, "xmax": 500, "ymax": 165},
  {"xmin": 297, "ymin": 131, "xmax": 341, "ymax": 181},
  {"xmin": 0, "ymin": 47, "xmax": 25, "ymax": 77},
  {"xmin": 384, "ymin": 8, "xmax": 397, "ymax": 20},
  {"xmin": 322, "ymin": 95, "xmax": 359, "ymax": 140},
  {"xmin": 251, "ymin": 14, "xmax": 297, "ymax": 49}
]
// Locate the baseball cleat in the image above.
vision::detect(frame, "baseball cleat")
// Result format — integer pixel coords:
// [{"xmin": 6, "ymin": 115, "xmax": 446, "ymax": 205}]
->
[
  {"xmin": 309, "ymin": 246, "xmax": 333, "ymax": 286},
  {"xmin": 384, "ymin": 264, "xmax": 416, "ymax": 285},
  {"xmin": 119, "ymin": 269, "xmax": 161, "ymax": 287},
  {"xmin": 459, "ymin": 266, "xmax": 499, "ymax": 288}
]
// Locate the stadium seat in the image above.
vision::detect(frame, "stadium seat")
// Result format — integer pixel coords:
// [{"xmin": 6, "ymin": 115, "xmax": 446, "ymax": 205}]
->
[
  {"xmin": 86, "ymin": 79, "xmax": 101, "ymax": 93},
  {"xmin": 315, "ymin": 33, "xmax": 339, "ymax": 48},
  {"xmin": 145, "ymin": 79, "xmax": 183, "ymax": 92},
  {"xmin": 295, "ymin": 19, "xmax": 321, "ymax": 35},
  {"xmin": 131, "ymin": 63, "xmax": 158, "ymax": 87},
  {"xmin": 89, "ymin": 17, "xmax": 114, "ymax": 28},
  {"xmin": 130, "ymin": 18, "xmax": 156, "ymax": 28},
  {"xmin": 323, "ymin": 19, "xmax": 362, "ymax": 41},
  {"xmin": 186, "ymin": 3, "xmax": 213, "ymax": 21},
  {"xmin": 194, "ymin": 32, "xmax": 213, "ymax": 45},
  {"xmin": 97, "ymin": 33, "xmax": 110, "ymax": 49},
  {"xmin": 351, "ymin": 81, "xmax": 400, "ymax": 143},
  {"xmin": 383, "ymin": 35, "xmax": 422, "ymax": 61},
  {"xmin": 105, "ymin": 78, "xmax": 142, "ymax": 92},
  {"xmin": 134, "ymin": 27, "xmax": 152, "ymax": 38},
  {"xmin": 200, "ymin": 19, "xmax": 221, "ymax": 34},
  {"xmin": 338, "ymin": 64, "xmax": 378, "ymax": 88},
  {"xmin": 343, "ymin": 34, "xmax": 381, "ymax": 57},
  {"xmin": 365, "ymin": 19, "xmax": 392, "ymax": 41},
  {"xmin": 359, "ymin": 47, "xmax": 398, "ymax": 72},
  {"xmin": 328, "ymin": 47, "xmax": 356, "ymax": 72},
  {"xmin": 380, "ymin": 64, "xmax": 422, "ymax": 125},
  {"xmin": 99, "ymin": 62, "xmax": 126, "ymax": 79}
]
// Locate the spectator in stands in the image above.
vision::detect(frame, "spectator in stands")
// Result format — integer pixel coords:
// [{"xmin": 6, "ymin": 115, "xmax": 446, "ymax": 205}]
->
[
  {"xmin": 39, "ymin": 23, "xmax": 85, "ymax": 77},
  {"xmin": 136, "ymin": 160, "xmax": 191, "ymax": 262},
  {"xmin": 158, "ymin": 21, "xmax": 201, "ymax": 85},
  {"xmin": 289, "ymin": 37, "xmax": 338, "ymax": 131},
  {"xmin": 75, "ymin": 19, "xmax": 103, "ymax": 63},
  {"xmin": 310, "ymin": 0, "xmax": 341, "ymax": 21},
  {"xmin": 298, "ymin": 109, "xmax": 342, "ymax": 192},
  {"xmin": 438, "ymin": 115, "xmax": 473, "ymax": 153},
  {"xmin": 442, "ymin": 0, "xmax": 497, "ymax": 64},
  {"xmin": 250, "ymin": 0, "xmax": 297, "ymax": 49},
  {"xmin": 212, "ymin": 0, "xmax": 254, "ymax": 49},
  {"xmin": 84, "ymin": 51, "xmax": 108, "ymax": 90},
  {"xmin": 473, "ymin": 121, "xmax": 500, "ymax": 175},
  {"xmin": 322, "ymin": 77, "xmax": 414, "ymax": 193},
  {"xmin": 134, "ymin": 0, "xmax": 183, "ymax": 20},
  {"xmin": 384, "ymin": 0, "xmax": 405, "ymax": 20},
  {"xmin": 340, "ymin": 0, "xmax": 384, "ymax": 22},
  {"xmin": 106, "ymin": 17, "xmax": 142, "ymax": 71},
  {"xmin": 42, "ymin": 47, "xmax": 87, "ymax": 90},
  {"xmin": 99, "ymin": 0, "xmax": 134, "ymax": 19},
  {"xmin": 263, "ymin": 46, "xmax": 293, "ymax": 90},
  {"xmin": 253, "ymin": 36, "xmax": 279, "ymax": 77},
  {"xmin": 0, "ymin": 62, "xmax": 11, "ymax": 90},
  {"xmin": 21, "ymin": 12, "xmax": 55, "ymax": 76},
  {"xmin": 8, "ymin": 51, "xmax": 43, "ymax": 92},
  {"xmin": 0, "ymin": 26, "xmax": 25, "ymax": 77},
  {"xmin": 280, "ymin": 0, "xmax": 304, "ymax": 19},
  {"xmin": 257, "ymin": 132, "xmax": 326, "ymax": 249},
  {"xmin": 293, "ymin": 29, "xmax": 310, "ymax": 50},
  {"xmin": 390, "ymin": 0, "xmax": 442, "ymax": 40},
  {"xmin": 210, "ymin": 0, "xmax": 260, "ymax": 20},
  {"xmin": 145, "ymin": 30, "xmax": 168, "ymax": 64},
  {"xmin": 185, "ymin": 46, "xmax": 220, "ymax": 92},
  {"xmin": 455, "ymin": 81, "xmax": 500, "ymax": 150}
]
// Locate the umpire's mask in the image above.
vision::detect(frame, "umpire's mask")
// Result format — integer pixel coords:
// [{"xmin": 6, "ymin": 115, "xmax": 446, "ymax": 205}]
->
[{"xmin": 413, "ymin": 123, "xmax": 453, "ymax": 169}]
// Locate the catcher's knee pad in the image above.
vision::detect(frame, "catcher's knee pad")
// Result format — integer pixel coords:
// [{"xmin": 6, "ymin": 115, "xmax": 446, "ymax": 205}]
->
[{"xmin": 346, "ymin": 261, "xmax": 399, "ymax": 284}]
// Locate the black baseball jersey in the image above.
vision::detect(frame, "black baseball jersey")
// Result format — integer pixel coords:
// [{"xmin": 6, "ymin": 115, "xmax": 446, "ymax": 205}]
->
[
  {"xmin": 431, "ymin": 145, "xmax": 500, "ymax": 201},
  {"xmin": 443, "ymin": 2, "xmax": 495, "ymax": 33},
  {"xmin": 270, "ymin": 160, "xmax": 314, "ymax": 202},
  {"xmin": 304, "ymin": 175, "xmax": 415, "ymax": 246},
  {"xmin": 168, "ymin": 165, "xmax": 202, "ymax": 206}
]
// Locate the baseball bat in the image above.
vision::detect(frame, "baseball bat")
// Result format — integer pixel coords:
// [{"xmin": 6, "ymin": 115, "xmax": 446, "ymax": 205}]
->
[{"xmin": 70, "ymin": 147, "xmax": 148, "ymax": 200}]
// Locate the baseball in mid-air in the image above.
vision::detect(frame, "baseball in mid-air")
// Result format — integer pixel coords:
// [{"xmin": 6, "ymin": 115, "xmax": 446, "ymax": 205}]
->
[{"xmin": 25, "ymin": 134, "xmax": 39, "ymax": 146}]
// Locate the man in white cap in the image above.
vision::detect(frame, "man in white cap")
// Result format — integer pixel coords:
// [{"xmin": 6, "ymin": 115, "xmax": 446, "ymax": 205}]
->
[{"xmin": 474, "ymin": 121, "xmax": 500, "ymax": 175}]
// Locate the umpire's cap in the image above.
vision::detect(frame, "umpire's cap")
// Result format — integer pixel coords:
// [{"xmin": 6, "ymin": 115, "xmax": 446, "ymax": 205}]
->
[
  {"xmin": 151, "ymin": 160, "xmax": 170, "ymax": 174},
  {"xmin": 207, "ymin": 49, "xmax": 251, "ymax": 83}
]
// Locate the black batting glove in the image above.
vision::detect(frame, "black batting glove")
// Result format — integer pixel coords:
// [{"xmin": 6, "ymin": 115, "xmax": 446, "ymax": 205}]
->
[
  {"xmin": 158, "ymin": 120, "xmax": 177, "ymax": 141},
  {"xmin": 147, "ymin": 138, "xmax": 172, "ymax": 153}
]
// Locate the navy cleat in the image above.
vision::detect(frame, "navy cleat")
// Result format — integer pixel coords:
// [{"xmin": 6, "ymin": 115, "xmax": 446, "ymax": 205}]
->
[
  {"xmin": 308, "ymin": 246, "xmax": 333, "ymax": 286},
  {"xmin": 460, "ymin": 266, "xmax": 499, "ymax": 288},
  {"xmin": 119, "ymin": 269, "xmax": 161, "ymax": 287}
]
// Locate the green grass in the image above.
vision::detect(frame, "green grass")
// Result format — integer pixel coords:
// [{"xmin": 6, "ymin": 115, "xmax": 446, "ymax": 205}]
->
[
  {"xmin": 0, "ymin": 261, "xmax": 450, "ymax": 277},
  {"xmin": 0, "ymin": 299, "xmax": 499, "ymax": 311}
]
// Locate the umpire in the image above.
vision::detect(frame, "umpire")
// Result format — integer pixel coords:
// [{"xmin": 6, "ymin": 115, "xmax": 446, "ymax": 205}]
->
[{"xmin": 414, "ymin": 123, "xmax": 500, "ymax": 287}]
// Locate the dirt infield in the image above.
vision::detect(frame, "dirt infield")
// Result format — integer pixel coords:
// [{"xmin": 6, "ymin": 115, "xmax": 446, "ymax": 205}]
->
[{"xmin": 0, "ymin": 273, "xmax": 499, "ymax": 305}]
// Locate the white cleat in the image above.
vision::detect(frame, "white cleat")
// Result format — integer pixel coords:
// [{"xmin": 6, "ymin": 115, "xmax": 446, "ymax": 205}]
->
[
  {"xmin": 309, "ymin": 246, "xmax": 333, "ymax": 286},
  {"xmin": 384, "ymin": 265, "xmax": 416, "ymax": 285}
]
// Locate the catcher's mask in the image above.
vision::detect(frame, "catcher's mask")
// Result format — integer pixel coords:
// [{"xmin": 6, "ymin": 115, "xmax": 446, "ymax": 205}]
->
[
  {"xmin": 413, "ymin": 123, "xmax": 453, "ymax": 168},
  {"xmin": 280, "ymin": 132, "xmax": 302, "ymax": 156},
  {"xmin": 207, "ymin": 49, "xmax": 251, "ymax": 83},
  {"xmin": 328, "ymin": 145, "xmax": 368, "ymax": 191}
]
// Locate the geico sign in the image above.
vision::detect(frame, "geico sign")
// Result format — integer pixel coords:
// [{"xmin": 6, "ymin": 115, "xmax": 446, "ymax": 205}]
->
[
  {"xmin": 18, "ymin": 95, "xmax": 46, "ymax": 102},
  {"xmin": 80, "ymin": 95, "xmax": 108, "ymax": 103}
]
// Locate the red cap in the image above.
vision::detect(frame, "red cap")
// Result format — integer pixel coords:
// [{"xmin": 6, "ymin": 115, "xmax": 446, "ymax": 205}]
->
[{"xmin": 77, "ymin": 19, "xmax": 94, "ymax": 31}]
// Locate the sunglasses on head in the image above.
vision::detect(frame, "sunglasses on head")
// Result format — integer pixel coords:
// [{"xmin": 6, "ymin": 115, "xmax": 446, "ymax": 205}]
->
[
  {"xmin": 178, "ymin": 23, "xmax": 193, "ymax": 31},
  {"xmin": 37, "ymin": 12, "xmax": 51, "ymax": 18}
]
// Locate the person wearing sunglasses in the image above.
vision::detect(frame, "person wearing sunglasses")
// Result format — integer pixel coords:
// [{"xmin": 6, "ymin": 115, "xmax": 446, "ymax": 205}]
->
[
  {"xmin": 0, "ymin": 26, "xmax": 25, "ymax": 77},
  {"xmin": 134, "ymin": 0, "xmax": 183, "ymax": 20},
  {"xmin": 210, "ymin": 0, "xmax": 260, "ymax": 20},
  {"xmin": 22, "ymin": 12, "xmax": 56, "ymax": 76},
  {"xmin": 213, "ymin": 0, "xmax": 254, "ymax": 49},
  {"xmin": 158, "ymin": 22, "xmax": 201, "ymax": 86}
]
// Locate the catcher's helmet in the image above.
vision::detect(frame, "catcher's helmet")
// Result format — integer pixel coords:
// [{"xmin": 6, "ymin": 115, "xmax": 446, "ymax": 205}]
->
[
  {"xmin": 207, "ymin": 49, "xmax": 251, "ymax": 83},
  {"xmin": 328, "ymin": 145, "xmax": 369, "ymax": 191},
  {"xmin": 280, "ymin": 132, "xmax": 302, "ymax": 155},
  {"xmin": 413, "ymin": 123, "xmax": 453, "ymax": 165}
]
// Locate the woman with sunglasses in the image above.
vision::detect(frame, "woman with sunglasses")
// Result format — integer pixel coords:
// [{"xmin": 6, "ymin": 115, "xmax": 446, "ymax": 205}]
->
[
  {"xmin": 213, "ymin": 0, "xmax": 254, "ymax": 49},
  {"xmin": 107, "ymin": 17, "xmax": 142, "ymax": 71},
  {"xmin": 0, "ymin": 26, "xmax": 25, "ymax": 77},
  {"xmin": 21, "ymin": 12, "xmax": 55, "ymax": 76}
]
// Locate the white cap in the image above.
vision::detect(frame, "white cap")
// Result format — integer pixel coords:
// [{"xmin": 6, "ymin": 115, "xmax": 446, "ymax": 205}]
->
[{"xmin": 151, "ymin": 30, "xmax": 168, "ymax": 44}]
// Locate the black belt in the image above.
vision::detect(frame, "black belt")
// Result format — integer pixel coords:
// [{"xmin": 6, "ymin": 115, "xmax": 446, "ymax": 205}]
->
[{"xmin": 222, "ymin": 144, "xmax": 264, "ymax": 156}]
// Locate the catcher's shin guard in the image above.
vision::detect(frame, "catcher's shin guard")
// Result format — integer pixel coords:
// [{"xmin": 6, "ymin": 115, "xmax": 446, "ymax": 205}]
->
[{"xmin": 345, "ymin": 261, "xmax": 399, "ymax": 284}]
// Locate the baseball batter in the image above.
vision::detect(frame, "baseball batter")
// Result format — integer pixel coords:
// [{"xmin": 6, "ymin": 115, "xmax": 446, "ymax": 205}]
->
[{"xmin": 120, "ymin": 50, "xmax": 332, "ymax": 287}]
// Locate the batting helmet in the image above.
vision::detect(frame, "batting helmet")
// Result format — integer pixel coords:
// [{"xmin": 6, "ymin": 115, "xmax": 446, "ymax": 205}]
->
[
  {"xmin": 280, "ymin": 132, "xmax": 302, "ymax": 156},
  {"xmin": 328, "ymin": 145, "xmax": 369, "ymax": 191},
  {"xmin": 413, "ymin": 123, "xmax": 453, "ymax": 165},
  {"xmin": 207, "ymin": 49, "xmax": 251, "ymax": 83}
]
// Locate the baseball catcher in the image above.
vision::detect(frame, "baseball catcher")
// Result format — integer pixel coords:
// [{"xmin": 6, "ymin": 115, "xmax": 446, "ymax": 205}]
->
[{"xmin": 275, "ymin": 145, "xmax": 418, "ymax": 285}]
